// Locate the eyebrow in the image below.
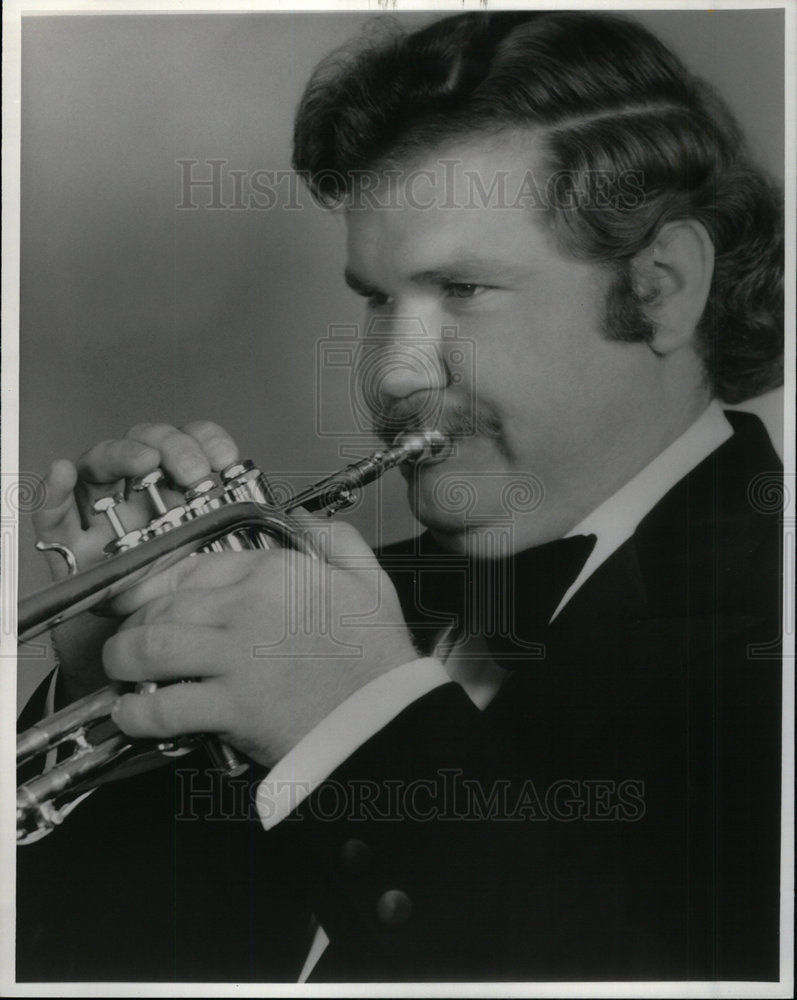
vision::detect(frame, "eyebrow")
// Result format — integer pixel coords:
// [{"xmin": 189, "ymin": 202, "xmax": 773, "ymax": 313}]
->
[
  {"xmin": 344, "ymin": 256, "xmax": 532, "ymax": 292},
  {"xmin": 411, "ymin": 255, "xmax": 526, "ymax": 284}
]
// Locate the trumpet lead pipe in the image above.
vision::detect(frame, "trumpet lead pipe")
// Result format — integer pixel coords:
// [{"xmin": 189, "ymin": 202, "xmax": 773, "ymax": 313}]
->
[{"xmin": 283, "ymin": 430, "xmax": 450, "ymax": 514}]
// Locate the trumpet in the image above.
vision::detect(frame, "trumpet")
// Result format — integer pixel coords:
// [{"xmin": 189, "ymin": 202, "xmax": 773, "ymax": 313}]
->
[{"xmin": 17, "ymin": 429, "xmax": 450, "ymax": 843}]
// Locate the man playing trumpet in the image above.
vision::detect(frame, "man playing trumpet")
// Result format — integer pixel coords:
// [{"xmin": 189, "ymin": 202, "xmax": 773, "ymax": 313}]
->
[{"xmin": 18, "ymin": 10, "xmax": 784, "ymax": 983}]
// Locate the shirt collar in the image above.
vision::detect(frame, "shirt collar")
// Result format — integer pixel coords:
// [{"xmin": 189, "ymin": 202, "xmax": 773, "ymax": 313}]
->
[{"xmin": 551, "ymin": 400, "xmax": 733, "ymax": 621}]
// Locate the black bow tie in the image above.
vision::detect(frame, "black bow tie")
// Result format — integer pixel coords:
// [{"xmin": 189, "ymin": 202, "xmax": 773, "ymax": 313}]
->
[{"xmin": 389, "ymin": 531, "xmax": 597, "ymax": 666}]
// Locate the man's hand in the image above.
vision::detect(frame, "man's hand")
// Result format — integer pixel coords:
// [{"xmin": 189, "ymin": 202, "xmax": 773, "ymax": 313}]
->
[
  {"xmin": 32, "ymin": 421, "xmax": 240, "ymax": 702},
  {"xmin": 104, "ymin": 518, "xmax": 419, "ymax": 767}
]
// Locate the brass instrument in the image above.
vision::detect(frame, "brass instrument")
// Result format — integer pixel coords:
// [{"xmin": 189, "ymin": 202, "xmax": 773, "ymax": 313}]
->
[{"xmin": 17, "ymin": 430, "xmax": 449, "ymax": 843}]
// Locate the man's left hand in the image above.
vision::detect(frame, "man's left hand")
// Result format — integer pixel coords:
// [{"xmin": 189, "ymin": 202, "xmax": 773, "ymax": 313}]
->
[{"xmin": 103, "ymin": 518, "xmax": 418, "ymax": 766}]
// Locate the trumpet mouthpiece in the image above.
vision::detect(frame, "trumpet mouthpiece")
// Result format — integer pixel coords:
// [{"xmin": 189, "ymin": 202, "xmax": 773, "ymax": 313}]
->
[{"xmin": 392, "ymin": 429, "xmax": 452, "ymax": 464}]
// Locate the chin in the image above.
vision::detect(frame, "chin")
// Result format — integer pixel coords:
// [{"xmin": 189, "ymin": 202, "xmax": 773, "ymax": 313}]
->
[
  {"xmin": 402, "ymin": 438, "xmax": 552, "ymax": 552},
  {"xmin": 402, "ymin": 453, "xmax": 510, "ymax": 537}
]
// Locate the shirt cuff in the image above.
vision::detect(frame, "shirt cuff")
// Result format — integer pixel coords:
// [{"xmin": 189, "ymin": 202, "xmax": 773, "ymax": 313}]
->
[{"xmin": 255, "ymin": 657, "xmax": 451, "ymax": 830}]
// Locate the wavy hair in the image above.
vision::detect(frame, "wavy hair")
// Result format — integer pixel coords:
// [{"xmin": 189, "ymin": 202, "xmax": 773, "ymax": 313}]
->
[{"xmin": 293, "ymin": 11, "xmax": 783, "ymax": 403}]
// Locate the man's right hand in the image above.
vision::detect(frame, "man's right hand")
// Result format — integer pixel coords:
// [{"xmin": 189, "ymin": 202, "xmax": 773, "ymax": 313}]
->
[{"xmin": 32, "ymin": 421, "xmax": 240, "ymax": 704}]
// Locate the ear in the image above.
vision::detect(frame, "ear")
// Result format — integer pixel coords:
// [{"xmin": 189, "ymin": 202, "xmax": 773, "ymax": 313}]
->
[{"xmin": 631, "ymin": 220, "xmax": 715, "ymax": 356}]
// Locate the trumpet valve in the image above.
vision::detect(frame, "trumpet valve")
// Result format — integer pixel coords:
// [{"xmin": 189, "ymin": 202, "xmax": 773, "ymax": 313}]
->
[
  {"xmin": 131, "ymin": 469, "xmax": 169, "ymax": 515},
  {"xmin": 92, "ymin": 494, "xmax": 128, "ymax": 539},
  {"xmin": 103, "ymin": 527, "xmax": 145, "ymax": 555},
  {"xmin": 185, "ymin": 477, "xmax": 217, "ymax": 501},
  {"xmin": 144, "ymin": 505, "xmax": 190, "ymax": 537},
  {"xmin": 185, "ymin": 478, "xmax": 221, "ymax": 519},
  {"xmin": 221, "ymin": 460, "xmax": 277, "ymax": 506}
]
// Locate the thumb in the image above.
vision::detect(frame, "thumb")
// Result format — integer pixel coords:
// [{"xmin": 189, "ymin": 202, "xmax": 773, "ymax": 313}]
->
[{"xmin": 32, "ymin": 460, "xmax": 80, "ymax": 540}]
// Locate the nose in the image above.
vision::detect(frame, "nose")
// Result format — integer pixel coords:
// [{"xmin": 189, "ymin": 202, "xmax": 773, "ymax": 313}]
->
[{"xmin": 356, "ymin": 315, "xmax": 449, "ymax": 421}]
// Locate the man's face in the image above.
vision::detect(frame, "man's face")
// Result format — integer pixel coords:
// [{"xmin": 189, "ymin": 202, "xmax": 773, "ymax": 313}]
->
[{"xmin": 344, "ymin": 132, "xmax": 686, "ymax": 553}]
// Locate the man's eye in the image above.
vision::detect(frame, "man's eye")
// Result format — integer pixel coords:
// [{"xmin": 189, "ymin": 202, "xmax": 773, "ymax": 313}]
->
[{"xmin": 445, "ymin": 283, "xmax": 482, "ymax": 300}]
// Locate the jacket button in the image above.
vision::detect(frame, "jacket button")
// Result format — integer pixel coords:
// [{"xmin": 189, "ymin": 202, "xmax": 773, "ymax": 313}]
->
[
  {"xmin": 339, "ymin": 838, "xmax": 371, "ymax": 874},
  {"xmin": 376, "ymin": 889, "xmax": 412, "ymax": 928}
]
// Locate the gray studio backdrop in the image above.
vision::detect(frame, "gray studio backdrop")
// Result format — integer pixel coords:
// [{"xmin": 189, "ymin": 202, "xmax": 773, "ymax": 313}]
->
[{"xmin": 18, "ymin": 9, "xmax": 785, "ymax": 704}]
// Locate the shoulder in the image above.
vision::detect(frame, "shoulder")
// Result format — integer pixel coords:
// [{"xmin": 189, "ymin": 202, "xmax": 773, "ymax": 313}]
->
[{"xmin": 631, "ymin": 409, "xmax": 782, "ymax": 614}]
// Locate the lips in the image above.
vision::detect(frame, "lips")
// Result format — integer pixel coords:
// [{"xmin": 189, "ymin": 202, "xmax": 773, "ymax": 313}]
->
[
  {"xmin": 372, "ymin": 394, "xmax": 499, "ymax": 447},
  {"xmin": 372, "ymin": 393, "xmax": 446, "ymax": 444}
]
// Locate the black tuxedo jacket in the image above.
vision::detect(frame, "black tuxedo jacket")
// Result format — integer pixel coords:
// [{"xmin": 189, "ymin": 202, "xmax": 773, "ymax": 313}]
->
[{"xmin": 17, "ymin": 411, "xmax": 783, "ymax": 982}]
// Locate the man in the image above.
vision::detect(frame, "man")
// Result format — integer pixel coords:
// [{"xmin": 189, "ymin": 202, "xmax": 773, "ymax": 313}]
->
[{"xmin": 18, "ymin": 10, "xmax": 783, "ymax": 983}]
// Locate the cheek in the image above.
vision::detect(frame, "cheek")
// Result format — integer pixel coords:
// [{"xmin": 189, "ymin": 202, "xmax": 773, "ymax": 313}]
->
[
  {"xmin": 466, "ymin": 307, "xmax": 593, "ymax": 413},
  {"xmin": 471, "ymin": 299, "xmax": 636, "ymax": 449},
  {"xmin": 520, "ymin": 274, "xmax": 625, "ymax": 378}
]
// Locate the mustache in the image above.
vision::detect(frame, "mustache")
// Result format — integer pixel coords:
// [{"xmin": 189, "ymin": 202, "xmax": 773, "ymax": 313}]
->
[{"xmin": 371, "ymin": 394, "xmax": 503, "ymax": 446}]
